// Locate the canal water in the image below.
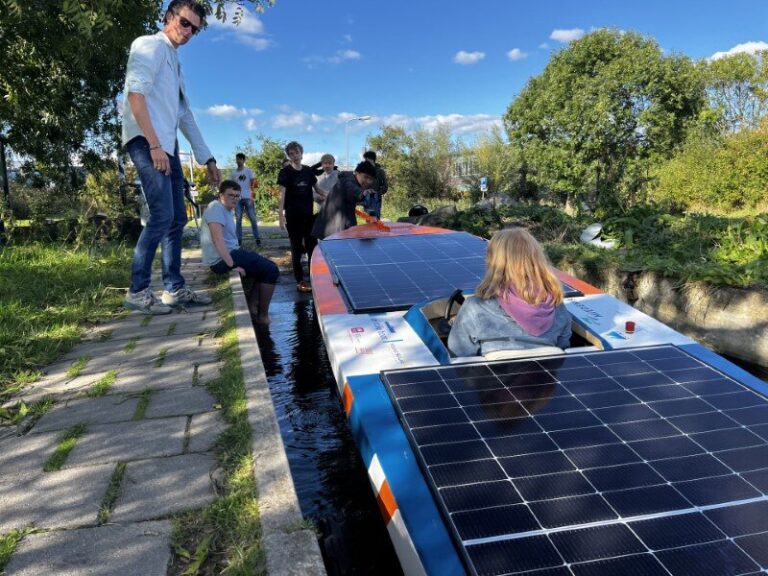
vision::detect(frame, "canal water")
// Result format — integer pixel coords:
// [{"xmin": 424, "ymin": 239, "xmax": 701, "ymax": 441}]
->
[{"xmin": 254, "ymin": 277, "xmax": 403, "ymax": 576}]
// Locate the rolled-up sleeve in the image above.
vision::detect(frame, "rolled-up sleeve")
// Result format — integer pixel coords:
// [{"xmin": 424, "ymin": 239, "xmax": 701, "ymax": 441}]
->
[{"xmin": 124, "ymin": 36, "xmax": 162, "ymax": 95}]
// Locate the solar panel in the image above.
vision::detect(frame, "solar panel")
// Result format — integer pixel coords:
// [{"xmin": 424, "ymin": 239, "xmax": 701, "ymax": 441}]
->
[
  {"xmin": 380, "ymin": 345, "xmax": 768, "ymax": 576},
  {"xmin": 320, "ymin": 232, "xmax": 583, "ymax": 313}
]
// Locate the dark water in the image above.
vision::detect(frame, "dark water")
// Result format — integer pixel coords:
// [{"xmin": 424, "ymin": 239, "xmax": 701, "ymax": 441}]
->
[{"xmin": 254, "ymin": 279, "xmax": 403, "ymax": 576}]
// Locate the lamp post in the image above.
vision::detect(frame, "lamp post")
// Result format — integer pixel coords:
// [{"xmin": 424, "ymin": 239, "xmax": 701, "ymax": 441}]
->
[{"xmin": 345, "ymin": 115, "xmax": 371, "ymax": 169}]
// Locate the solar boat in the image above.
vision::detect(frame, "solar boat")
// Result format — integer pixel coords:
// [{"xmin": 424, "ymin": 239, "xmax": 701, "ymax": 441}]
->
[{"xmin": 309, "ymin": 222, "xmax": 768, "ymax": 576}]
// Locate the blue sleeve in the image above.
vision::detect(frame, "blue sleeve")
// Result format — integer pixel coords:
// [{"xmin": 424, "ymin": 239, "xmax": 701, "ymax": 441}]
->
[
  {"xmin": 448, "ymin": 302, "xmax": 479, "ymax": 357},
  {"xmin": 556, "ymin": 306, "xmax": 573, "ymax": 349}
]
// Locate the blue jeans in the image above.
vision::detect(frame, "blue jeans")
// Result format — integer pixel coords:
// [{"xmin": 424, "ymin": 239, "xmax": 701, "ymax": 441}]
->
[
  {"xmin": 235, "ymin": 198, "xmax": 260, "ymax": 244},
  {"xmin": 126, "ymin": 136, "xmax": 187, "ymax": 293},
  {"xmin": 363, "ymin": 192, "xmax": 382, "ymax": 219}
]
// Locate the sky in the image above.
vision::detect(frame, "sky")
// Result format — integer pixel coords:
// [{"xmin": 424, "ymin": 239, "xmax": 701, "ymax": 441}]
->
[{"xmin": 167, "ymin": 0, "xmax": 768, "ymax": 169}]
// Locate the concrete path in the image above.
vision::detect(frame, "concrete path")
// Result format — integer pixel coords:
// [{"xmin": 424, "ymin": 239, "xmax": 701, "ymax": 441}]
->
[{"xmin": 0, "ymin": 239, "xmax": 325, "ymax": 575}]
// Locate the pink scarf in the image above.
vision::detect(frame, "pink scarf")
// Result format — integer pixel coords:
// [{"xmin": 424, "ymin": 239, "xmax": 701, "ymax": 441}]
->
[{"xmin": 497, "ymin": 287, "xmax": 556, "ymax": 337}]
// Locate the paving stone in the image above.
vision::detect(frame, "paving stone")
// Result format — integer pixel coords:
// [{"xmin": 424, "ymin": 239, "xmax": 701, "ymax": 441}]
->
[
  {"xmin": 0, "ymin": 432, "xmax": 60, "ymax": 477},
  {"xmin": 117, "ymin": 363, "xmax": 197, "ymax": 393},
  {"xmin": 4, "ymin": 521, "xmax": 172, "ymax": 576},
  {"xmin": 61, "ymin": 339, "xmax": 142, "ymax": 362},
  {"xmin": 0, "ymin": 464, "xmax": 113, "ymax": 531},
  {"xmin": 195, "ymin": 361, "xmax": 223, "ymax": 385},
  {"xmin": 188, "ymin": 411, "xmax": 225, "ymax": 453},
  {"xmin": 264, "ymin": 531, "xmax": 326, "ymax": 576},
  {"xmin": 111, "ymin": 454, "xmax": 217, "ymax": 522},
  {"xmin": 33, "ymin": 395, "xmax": 138, "ymax": 433},
  {"xmin": 65, "ymin": 418, "xmax": 187, "ymax": 467},
  {"xmin": 144, "ymin": 388, "xmax": 216, "ymax": 419}
]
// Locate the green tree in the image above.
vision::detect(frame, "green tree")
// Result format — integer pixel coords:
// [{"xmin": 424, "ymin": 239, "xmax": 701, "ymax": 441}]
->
[
  {"xmin": 461, "ymin": 126, "xmax": 524, "ymax": 201},
  {"xmin": 703, "ymin": 51, "xmax": 768, "ymax": 134},
  {"xmin": 237, "ymin": 135, "xmax": 285, "ymax": 220},
  {"xmin": 504, "ymin": 29, "xmax": 705, "ymax": 211},
  {"xmin": 367, "ymin": 125, "xmax": 459, "ymax": 212},
  {"xmin": 0, "ymin": 0, "xmax": 274, "ymax": 171}
]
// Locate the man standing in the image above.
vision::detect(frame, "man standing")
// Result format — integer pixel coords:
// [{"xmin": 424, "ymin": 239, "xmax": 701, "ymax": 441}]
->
[
  {"xmin": 121, "ymin": 0, "xmax": 219, "ymax": 314},
  {"xmin": 362, "ymin": 150, "xmax": 388, "ymax": 218},
  {"xmin": 313, "ymin": 153, "xmax": 338, "ymax": 208},
  {"xmin": 277, "ymin": 141, "xmax": 319, "ymax": 293},
  {"xmin": 230, "ymin": 152, "xmax": 261, "ymax": 246}
]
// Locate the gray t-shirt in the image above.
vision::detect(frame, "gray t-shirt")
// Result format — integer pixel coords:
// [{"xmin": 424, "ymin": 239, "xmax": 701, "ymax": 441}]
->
[{"xmin": 201, "ymin": 200, "xmax": 238, "ymax": 266}]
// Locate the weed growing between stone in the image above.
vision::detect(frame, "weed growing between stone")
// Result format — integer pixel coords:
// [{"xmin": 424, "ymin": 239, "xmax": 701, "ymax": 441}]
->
[
  {"xmin": 169, "ymin": 273, "xmax": 265, "ymax": 576},
  {"xmin": 132, "ymin": 389, "xmax": 152, "ymax": 420},
  {"xmin": 86, "ymin": 369, "xmax": 118, "ymax": 397},
  {"xmin": 98, "ymin": 462, "xmax": 126, "ymax": 524},
  {"xmin": 0, "ymin": 397, "xmax": 53, "ymax": 427},
  {"xmin": 123, "ymin": 337, "xmax": 139, "ymax": 353},
  {"xmin": 0, "ymin": 528, "xmax": 37, "ymax": 572},
  {"xmin": 66, "ymin": 356, "xmax": 91, "ymax": 379},
  {"xmin": 44, "ymin": 423, "xmax": 87, "ymax": 472}
]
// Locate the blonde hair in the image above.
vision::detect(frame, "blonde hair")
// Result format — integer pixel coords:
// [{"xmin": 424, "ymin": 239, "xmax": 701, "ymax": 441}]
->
[{"xmin": 475, "ymin": 227, "xmax": 564, "ymax": 305}]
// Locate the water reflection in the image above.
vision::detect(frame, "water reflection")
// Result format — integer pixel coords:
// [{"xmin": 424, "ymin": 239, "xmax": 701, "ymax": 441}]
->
[{"xmin": 255, "ymin": 282, "xmax": 403, "ymax": 576}]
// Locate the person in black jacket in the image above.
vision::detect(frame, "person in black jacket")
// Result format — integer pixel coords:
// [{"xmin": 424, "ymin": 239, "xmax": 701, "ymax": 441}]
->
[
  {"xmin": 362, "ymin": 150, "xmax": 388, "ymax": 218},
  {"xmin": 311, "ymin": 162, "xmax": 376, "ymax": 240}
]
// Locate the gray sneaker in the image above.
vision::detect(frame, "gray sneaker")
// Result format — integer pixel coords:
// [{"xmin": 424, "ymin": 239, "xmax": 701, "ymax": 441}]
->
[
  {"xmin": 161, "ymin": 286, "xmax": 212, "ymax": 306},
  {"xmin": 124, "ymin": 289, "xmax": 172, "ymax": 315}
]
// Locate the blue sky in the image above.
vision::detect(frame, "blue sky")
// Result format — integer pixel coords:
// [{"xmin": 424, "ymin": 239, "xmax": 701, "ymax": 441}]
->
[{"xmin": 170, "ymin": 0, "xmax": 768, "ymax": 168}]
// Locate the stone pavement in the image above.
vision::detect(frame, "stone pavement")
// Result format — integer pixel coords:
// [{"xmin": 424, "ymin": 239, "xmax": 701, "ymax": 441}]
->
[
  {"xmin": 0, "ymin": 251, "xmax": 225, "ymax": 575},
  {"xmin": 0, "ymin": 237, "xmax": 325, "ymax": 575}
]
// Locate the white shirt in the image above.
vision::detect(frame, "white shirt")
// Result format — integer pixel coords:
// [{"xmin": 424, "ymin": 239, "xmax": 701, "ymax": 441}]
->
[
  {"xmin": 121, "ymin": 32, "xmax": 213, "ymax": 164},
  {"xmin": 229, "ymin": 167, "xmax": 255, "ymax": 199}
]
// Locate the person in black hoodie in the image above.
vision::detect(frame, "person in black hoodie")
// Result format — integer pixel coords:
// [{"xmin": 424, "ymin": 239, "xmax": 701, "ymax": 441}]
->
[{"xmin": 311, "ymin": 162, "xmax": 377, "ymax": 240}]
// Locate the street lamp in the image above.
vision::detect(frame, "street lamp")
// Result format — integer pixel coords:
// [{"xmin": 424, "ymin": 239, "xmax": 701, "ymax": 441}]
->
[{"xmin": 345, "ymin": 115, "xmax": 371, "ymax": 169}]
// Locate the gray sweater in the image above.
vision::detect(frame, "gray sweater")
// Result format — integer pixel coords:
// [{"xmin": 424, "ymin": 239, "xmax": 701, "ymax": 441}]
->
[{"xmin": 448, "ymin": 296, "xmax": 572, "ymax": 357}]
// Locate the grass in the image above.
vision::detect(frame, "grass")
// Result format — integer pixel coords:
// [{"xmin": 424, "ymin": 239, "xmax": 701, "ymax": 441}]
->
[
  {"xmin": 65, "ymin": 356, "xmax": 91, "ymax": 379},
  {"xmin": 0, "ymin": 528, "xmax": 37, "ymax": 572},
  {"xmin": 167, "ymin": 322, "xmax": 178, "ymax": 336},
  {"xmin": 169, "ymin": 273, "xmax": 265, "ymax": 576},
  {"xmin": 0, "ymin": 396, "xmax": 54, "ymax": 427},
  {"xmin": 141, "ymin": 316, "xmax": 152, "ymax": 327},
  {"xmin": 133, "ymin": 389, "xmax": 152, "ymax": 420},
  {"xmin": 0, "ymin": 243, "xmax": 131, "ymax": 398},
  {"xmin": 123, "ymin": 337, "xmax": 139, "ymax": 353},
  {"xmin": 98, "ymin": 462, "xmax": 127, "ymax": 524},
  {"xmin": 155, "ymin": 348, "xmax": 169, "ymax": 368},
  {"xmin": 86, "ymin": 369, "xmax": 118, "ymax": 397},
  {"xmin": 44, "ymin": 423, "xmax": 86, "ymax": 472}
]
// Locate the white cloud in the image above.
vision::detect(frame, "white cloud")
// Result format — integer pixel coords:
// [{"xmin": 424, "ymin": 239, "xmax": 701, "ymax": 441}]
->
[
  {"xmin": 550, "ymin": 28, "xmax": 585, "ymax": 43},
  {"xmin": 343, "ymin": 34, "xmax": 353, "ymax": 43},
  {"xmin": 206, "ymin": 105, "xmax": 263, "ymax": 118},
  {"xmin": 539, "ymin": 42, "xmax": 550, "ymax": 50},
  {"xmin": 244, "ymin": 118, "xmax": 259, "ymax": 131},
  {"xmin": 207, "ymin": 4, "xmax": 271, "ymax": 51},
  {"xmin": 454, "ymin": 50, "xmax": 485, "ymax": 65},
  {"xmin": 506, "ymin": 48, "xmax": 528, "ymax": 61},
  {"xmin": 710, "ymin": 41, "xmax": 768, "ymax": 61},
  {"xmin": 305, "ymin": 49, "xmax": 362, "ymax": 66},
  {"xmin": 414, "ymin": 113, "xmax": 502, "ymax": 135},
  {"xmin": 303, "ymin": 152, "xmax": 324, "ymax": 165}
]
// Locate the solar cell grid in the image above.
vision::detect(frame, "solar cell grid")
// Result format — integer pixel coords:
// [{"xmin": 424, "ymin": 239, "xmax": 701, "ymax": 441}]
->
[
  {"xmin": 380, "ymin": 345, "xmax": 768, "ymax": 576},
  {"xmin": 319, "ymin": 232, "xmax": 583, "ymax": 312}
]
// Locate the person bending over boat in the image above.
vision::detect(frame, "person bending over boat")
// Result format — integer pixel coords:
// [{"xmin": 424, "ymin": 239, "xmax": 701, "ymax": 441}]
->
[
  {"xmin": 311, "ymin": 161, "xmax": 377, "ymax": 241},
  {"xmin": 201, "ymin": 180, "xmax": 279, "ymax": 324},
  {"xmin": 448, "ymin": 227, "xmax": 572, "ymax": 357}
]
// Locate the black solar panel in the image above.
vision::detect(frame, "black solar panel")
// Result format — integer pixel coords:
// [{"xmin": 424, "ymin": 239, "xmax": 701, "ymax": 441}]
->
[
  {"xmin": 320, "ymin": 232, "xmax": 583, "ymax": 312},
  {"xmin": 380, "ymin": 345, "xmax": 768, "ymax": 576}
]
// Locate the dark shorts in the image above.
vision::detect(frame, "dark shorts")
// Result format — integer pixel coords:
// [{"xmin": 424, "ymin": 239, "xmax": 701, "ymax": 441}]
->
[{"xmin": 210, "ymin": 249, "xmax": 279, "ymax": 284}]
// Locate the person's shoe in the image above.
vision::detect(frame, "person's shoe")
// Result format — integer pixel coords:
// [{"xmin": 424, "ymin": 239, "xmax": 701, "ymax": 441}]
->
[
  {"xmin": 296, "ymin": 281, "xmax": 312, "ymax": 293},
  {"xmin": 161, "ymin": 286, "xmax": 213, "ymax": 306},
  {"xmin": 124, "ymin": 288, "xmax": 172, "ymax": 315}
]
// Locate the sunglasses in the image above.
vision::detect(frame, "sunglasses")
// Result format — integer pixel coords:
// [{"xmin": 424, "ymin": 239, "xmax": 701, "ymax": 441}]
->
[{"xmin": 175, "ymin": 13, "xmax": 201, "ymax": 35}]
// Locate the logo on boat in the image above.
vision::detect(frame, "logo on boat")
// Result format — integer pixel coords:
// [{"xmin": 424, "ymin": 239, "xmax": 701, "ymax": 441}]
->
[
  {"xmin": 570, "ymin": 301, "xmax": 603, "ymax": 326},
  {"xmin": 606, "ymin": 330, "xmax": 627, "ymax": 340}
]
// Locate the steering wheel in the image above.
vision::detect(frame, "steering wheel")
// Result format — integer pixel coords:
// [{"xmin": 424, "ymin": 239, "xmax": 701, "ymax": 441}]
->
[{"xmin": 437, "ymin": 289, "xmax": 465, "ymax": 337}]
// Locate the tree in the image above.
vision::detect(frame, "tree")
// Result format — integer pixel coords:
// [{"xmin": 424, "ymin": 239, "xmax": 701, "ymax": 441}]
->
[
  {"xmin": 237, "ymin": 135, "xmax": 285, "ymax": 219},
  {"xmin": 367, "ymin": 125, "xmax": 459, "ymax": 212},
  {"xmin": 504, "ymin": 29, "xmax": 705, "ymax": 210},
  {"xmin": 703, "ymin": 51, "xmax": 768, "ymax": 134},
  {"xmin": 0, "ymin": 0, "xmax": 274, "ymax": 172},
  {"xmin": 461, "ymin": 126, "xmax": 525, "ymax": 201}
]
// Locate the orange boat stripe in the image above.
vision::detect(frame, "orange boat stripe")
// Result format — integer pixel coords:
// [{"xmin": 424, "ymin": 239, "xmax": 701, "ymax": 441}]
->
[
  {"xmin": 376, "ymin": 479, "xmax": 398, "ymax": 523},
  {"xmin": 554, "ymin": 269, "xmax": 603, "ymax": 295},
  {"xmin": 342, "ymin": 382, "xmax": 354, "ymax": 415}
]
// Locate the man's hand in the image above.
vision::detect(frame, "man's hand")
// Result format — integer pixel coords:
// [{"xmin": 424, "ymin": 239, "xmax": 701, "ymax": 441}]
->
[
  {"xmin": 207, "ymin": 161, "xmax": 220, "ymax": 187},
  {"xmin": 234, "ymin": 267, "xmax": 246, "ymax": 276},
  {"xmin": 278, "ymin": 213, "xmax": 286, "ymax": 230},
  {"xmin": 151, "ymin": 147, "xmax": 170, "ymax": 175}
]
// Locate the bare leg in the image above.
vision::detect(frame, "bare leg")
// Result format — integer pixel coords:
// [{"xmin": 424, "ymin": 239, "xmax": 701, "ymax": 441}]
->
[{"xmin": 254, "ymin": 282, "xmax": 275, "ymax": 325}]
